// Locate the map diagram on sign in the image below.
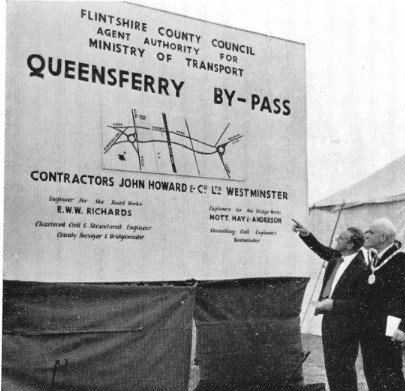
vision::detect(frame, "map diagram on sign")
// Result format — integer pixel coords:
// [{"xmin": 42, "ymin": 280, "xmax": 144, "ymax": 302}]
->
[{"xmin": 103, "ymin": 109, "xmax": 245, "ymax": 180}]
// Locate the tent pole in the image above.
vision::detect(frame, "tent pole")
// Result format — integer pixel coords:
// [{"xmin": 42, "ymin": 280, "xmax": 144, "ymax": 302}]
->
[
  {"xmin": 328, "ymin": 200, "xmax": 346, "ymax": 247},
  {"xmin": 300, "ymin": 200, "xmax": 346, "ymax": 328}
]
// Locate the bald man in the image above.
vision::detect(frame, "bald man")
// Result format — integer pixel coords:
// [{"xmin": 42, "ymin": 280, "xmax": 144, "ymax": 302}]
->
[{"xmin": 361, "ymin": 218, "xmax": 405, "ymax": 391}]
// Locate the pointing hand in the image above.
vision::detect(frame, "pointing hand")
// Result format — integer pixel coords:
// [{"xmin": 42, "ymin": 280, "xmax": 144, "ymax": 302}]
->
[{"xmin": 292, "ymin": 219, "xmax": 310, "ymax": 236}]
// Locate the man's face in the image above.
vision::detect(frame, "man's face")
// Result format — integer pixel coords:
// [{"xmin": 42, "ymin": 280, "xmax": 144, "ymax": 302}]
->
[
  {"xmin": 363, "ymin": 231, "xmax": 372, "ymax": 249},
  {"xmin": 335, "ymin": 230, "xmax": 352, "ymax": 252},
  {"xmin": 364, "ymin": 224, "xmax": 383, "ymax": 249}
]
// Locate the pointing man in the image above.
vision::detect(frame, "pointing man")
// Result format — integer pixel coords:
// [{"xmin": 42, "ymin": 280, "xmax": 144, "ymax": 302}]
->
[{"xmin": 293, "ymin": 220, "xmax": 369, "ymax": 391}]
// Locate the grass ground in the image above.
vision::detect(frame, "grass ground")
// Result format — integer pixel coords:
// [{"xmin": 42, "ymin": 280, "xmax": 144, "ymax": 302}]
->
[{"xmin": 189, "ymin": 333, "xmax": 405, "ymax": 391}]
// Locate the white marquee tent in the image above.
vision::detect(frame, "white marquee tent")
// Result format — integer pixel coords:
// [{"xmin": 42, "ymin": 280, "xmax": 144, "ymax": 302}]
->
[{"xmin": 301, "ymin": 153, "xmax": 405, "ymax": 335}]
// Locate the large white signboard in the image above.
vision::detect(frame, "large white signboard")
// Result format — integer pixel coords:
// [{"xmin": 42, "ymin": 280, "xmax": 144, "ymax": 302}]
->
[{"xmin": 5, "ymin": 1, "xmax": 308, "ymax": 282}]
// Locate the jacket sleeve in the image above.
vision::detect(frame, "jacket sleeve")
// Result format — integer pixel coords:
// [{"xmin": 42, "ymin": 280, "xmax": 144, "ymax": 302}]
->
[{"xmin": 299, "ymin": 232, "xmax": 341, "ymax": 262}]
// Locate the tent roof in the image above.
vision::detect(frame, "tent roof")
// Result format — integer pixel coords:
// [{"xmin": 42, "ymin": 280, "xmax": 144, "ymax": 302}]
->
[{"xmin": 312, "ymin": 154, "xmax": 405, "ymax": 209}]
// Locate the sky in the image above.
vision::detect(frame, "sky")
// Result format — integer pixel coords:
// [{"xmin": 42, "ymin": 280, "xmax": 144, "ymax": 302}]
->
[{"xmin": 1, "ymin": 0, "xmax": 405, "ymax": 205}]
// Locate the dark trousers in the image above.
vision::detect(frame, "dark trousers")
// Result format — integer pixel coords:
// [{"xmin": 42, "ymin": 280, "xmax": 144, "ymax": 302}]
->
[
  {"xmin": 322, "ymin": 317, "xmax": 359, "ymax": 391},
  {"xmin": 361, "ymin": 335, "xmax": 405, "ymax": 391}
]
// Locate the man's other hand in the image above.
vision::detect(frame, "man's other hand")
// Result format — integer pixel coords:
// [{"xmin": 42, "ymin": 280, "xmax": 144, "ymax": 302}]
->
[
  {"xmin": 312, "ymin": 299, "xmax": 334, "ymax": 311},
  {"xmin": 392, "ymin": 329, "xmax": 405, "ymax": 343}
]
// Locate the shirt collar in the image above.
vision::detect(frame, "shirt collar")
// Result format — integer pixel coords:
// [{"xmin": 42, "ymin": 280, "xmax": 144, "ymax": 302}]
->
[{"xmin": 343, "ymin": 252, "xmax": 357, "ymax": 263}]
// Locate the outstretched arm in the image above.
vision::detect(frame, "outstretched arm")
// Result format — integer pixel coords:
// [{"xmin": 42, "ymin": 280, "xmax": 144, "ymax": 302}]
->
[{"xmin": 292, "ymin": 219, "xmax": 341, "ymax": 262}]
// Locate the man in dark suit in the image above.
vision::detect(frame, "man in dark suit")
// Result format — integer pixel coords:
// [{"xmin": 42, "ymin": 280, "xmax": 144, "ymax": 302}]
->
[
  {"xmin": 293, "ymin": 220, "xmax": 369, "ymax": 391},
  {"xmin": 361, "ymin": 218, "xmax": 405, "ymax": 391}
]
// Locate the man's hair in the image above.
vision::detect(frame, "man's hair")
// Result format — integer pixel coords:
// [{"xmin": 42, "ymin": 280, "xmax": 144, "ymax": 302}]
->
[
  {"xmin": 372, "ymin": 218, "xmax": 396, "ymax": 242},
  {"xmin": 347, "ymin": 227, "xmax": 364, "ymax": 251}
]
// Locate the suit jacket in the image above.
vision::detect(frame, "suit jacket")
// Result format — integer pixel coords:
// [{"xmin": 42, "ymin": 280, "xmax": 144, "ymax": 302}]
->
[
  {"xmin": 300, "ymin": 233, "xmax": 369, "ymax": 319},
  {"xmin": 363, "ymin": 244, "xmax": 405, "ymax": 336}
]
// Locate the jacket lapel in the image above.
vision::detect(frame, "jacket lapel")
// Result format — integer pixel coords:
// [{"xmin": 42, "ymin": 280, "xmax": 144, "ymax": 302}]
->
[{"xmin": 330, "ymin": 251, "xmax": 364, "ymax": 297}]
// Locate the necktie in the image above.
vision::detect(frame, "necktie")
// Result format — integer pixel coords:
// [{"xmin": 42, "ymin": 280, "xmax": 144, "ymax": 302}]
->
[
  {"xmin": 321, "ymin": 257, "xmax": 344, "ymax": 299},
  {"xmin": 368, "ymin": 250, "xmax": 378, "ymax": 267}
]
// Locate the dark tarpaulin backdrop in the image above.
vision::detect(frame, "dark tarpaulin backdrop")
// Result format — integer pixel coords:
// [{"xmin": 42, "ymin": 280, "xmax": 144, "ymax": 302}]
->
[
  {"xmin": 3, "ymin": 277, "xmax": 309, "ymax": 390},
  {"xmin": 2, "ymin": 281, "xmax": 195, "ymax": 391},
  {"xmin": 194, "ymin": 278, "xmax": 309, "ymax": 390}
]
